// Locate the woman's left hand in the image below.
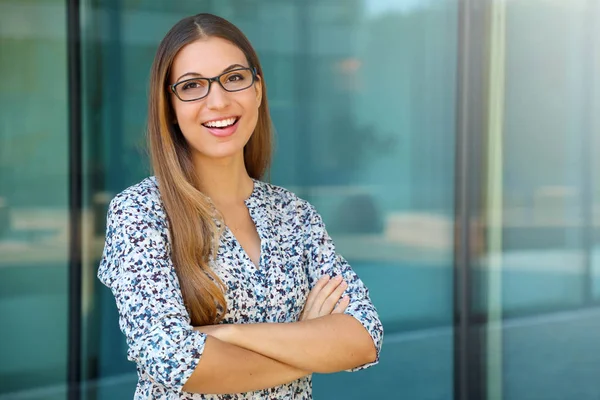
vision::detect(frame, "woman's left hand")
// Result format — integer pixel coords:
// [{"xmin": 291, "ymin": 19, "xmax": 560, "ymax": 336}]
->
[{"xmin": 299, "ymin": 275, "xmax": 350, "ymax": 321}]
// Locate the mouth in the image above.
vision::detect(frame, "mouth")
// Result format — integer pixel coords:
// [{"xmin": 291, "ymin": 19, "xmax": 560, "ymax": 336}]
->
[
  {"xmin": 201, "ymin": 116, "xmax": 240, "ymax": 129},
  {"xmin": 201, "ymin": 116, "xmax": 241, "ymax": 138}
]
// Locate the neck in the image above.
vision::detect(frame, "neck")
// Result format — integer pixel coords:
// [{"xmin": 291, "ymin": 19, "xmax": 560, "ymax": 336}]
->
[{"xmin": 193, "ymin": 151, "xmax": 254, "ymax": 206}]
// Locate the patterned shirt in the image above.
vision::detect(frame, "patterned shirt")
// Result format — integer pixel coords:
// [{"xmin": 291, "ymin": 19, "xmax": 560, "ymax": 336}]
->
[{"xmin": 98, "ymin": 177, "xmax": 383, "ymax": 399}]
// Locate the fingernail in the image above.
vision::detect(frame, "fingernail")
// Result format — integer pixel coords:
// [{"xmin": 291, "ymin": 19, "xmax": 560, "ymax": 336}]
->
[
  {"xmin": 321, "ymin": 275, "xmax": 330, "ymax": 281},
  {"xmin": 334, "ymin": 275, "xmax": 343, "ymax": 281}
]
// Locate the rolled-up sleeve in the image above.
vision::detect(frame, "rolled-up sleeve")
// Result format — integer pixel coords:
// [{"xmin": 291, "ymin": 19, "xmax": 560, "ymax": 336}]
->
[
  {"xmin": 301, "ymin": 202, "xmax": 383, "ymax": 371},
  {"xmin": 97, "ymin": 194, "xmax": 206, "ymax": 392}
]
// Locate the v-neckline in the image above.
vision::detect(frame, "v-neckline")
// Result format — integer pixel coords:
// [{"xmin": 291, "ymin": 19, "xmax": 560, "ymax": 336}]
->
[
  {"xmin": 225, "ymin": 225, "xmax": 262, "ymax": 270},
  {"xmin": 225, "ymin": 179, "xmax": 263, "ymax": 270}
]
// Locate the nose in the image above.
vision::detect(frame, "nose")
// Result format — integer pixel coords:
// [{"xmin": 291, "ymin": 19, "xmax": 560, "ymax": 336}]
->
[{"xmin": 205, "ymin": 81, "xmax": 230, "ymax": 110}]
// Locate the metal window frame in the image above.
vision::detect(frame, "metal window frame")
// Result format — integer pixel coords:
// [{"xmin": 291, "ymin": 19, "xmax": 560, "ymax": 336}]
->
[
  {"xmin": 453, "ymin": 1, "xmax": 492, "ymax": 399},
  {"xmin": 67, "ymin": 0, "xmax": 82, "ymax": 399}
]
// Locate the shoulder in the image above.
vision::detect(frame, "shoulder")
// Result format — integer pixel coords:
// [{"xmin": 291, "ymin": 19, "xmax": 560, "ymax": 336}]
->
[
  {"xmin": 111, "ymin": 176, "xmax": 161, "ymax": 208},
  {"xmin": 108, "ymin": 176, "xmax": 166, "ymax": 222},
  {"xmin": 99, "ymin": 177, "xmax": 171, "ymax": 287},
  {"xmin": 253, "ymin": 180, "xmax": 319, "ymax": 224}
]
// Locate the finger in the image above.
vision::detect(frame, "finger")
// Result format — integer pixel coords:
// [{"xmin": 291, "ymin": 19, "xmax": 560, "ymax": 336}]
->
[
  {"xmin": 304, "ymin": 275, "xmax": 330, "ymax": 314},
  {"xmin": 333, "ymin": 296, "xmax": 350, "ymax": 314},
  {"xmin": 313, "ymin": 275, "xmax": 344, "ymax": 310},
  {"xmin": 320, "ymin": 280, "xmax": 348, "ymax": 314}
]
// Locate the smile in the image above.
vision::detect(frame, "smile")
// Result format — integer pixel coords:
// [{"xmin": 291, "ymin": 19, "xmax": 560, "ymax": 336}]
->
[
  {"xmin": 201, "ymin": 116, "xmax": 241, "ymax": 138},
  {"xmin": 202, "ymin": 117, "xmax": 239, "ymax": 128}
]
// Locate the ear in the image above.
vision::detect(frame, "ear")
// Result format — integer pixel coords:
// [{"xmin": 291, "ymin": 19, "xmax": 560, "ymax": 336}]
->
[{"xmin": 254, "ymin": 75, "xmax": 263, "ymax": 107}]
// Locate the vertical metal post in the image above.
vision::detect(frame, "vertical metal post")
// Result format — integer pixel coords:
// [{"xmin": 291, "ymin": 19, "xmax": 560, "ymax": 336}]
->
[
  {"xmin": 483, "ymin": 2, "xmax": 507, "ymax": 398},
  {"xmin": 453, "ymin": 1, "xmax": 473, "ymax": 399},
  {"xmin": 454, "ymin": 0, "xmax": 497, "ymax": 399},
  {"xmin": 67, "ymin": 0, "xmax": 82, "ymax": 399}
]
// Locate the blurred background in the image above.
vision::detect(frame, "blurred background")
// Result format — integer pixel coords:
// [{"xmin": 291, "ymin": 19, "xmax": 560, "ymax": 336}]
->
[{"xmin": 1, "ymin": 0, "xmax": 600, "ymax": 399}]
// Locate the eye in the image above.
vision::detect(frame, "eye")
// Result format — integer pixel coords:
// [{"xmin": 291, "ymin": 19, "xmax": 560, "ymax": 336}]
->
[
  {"xmin": 180, "ymin": 79, "xmax": 206, "ymax": 91},
  {"xmin": 181, "ymin": 82, "xmax": 198, "ymax": 90},
  {"xmin": 226, "ymin": 73, "xmax": 245, "ymax": 82}
]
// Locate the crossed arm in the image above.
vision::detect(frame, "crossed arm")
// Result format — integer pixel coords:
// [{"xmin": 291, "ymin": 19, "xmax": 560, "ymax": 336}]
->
[
  {"xmin": 182, "ymin": 275, "xmax": 378, "ymax": 394},
  {"xmin": 99, "ymin": 198, "xmax": 382, "ymax": 396}
]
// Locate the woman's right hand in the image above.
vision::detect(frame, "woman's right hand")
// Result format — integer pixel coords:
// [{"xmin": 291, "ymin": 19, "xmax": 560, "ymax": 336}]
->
[{"xmin": 299, "ymin": 275, "xmax": 350, "ymax": 321}]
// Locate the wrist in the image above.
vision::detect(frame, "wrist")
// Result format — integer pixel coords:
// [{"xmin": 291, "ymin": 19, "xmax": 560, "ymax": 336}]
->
[
  {"xmin": 194, "ymin": 323, "xmax": 238, "ymax": 344},
  {"xmin": 225, "ymin": 323, "xmax": 259, "ymax": 350},
  {"xmin": 222, "ymin": 323, "xmax": 239, "ymax": 344}
]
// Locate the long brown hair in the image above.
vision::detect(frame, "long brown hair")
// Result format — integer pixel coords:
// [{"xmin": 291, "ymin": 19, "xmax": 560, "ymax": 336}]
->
[{"xmin": 147, "ymin": 14, "xmax": 272, "ymax": 325}]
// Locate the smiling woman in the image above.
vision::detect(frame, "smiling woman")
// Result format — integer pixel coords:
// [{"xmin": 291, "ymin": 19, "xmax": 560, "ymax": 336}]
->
[
  {"xmin": 97, "ymin": 13, "xmax": 383, "ymax": 400},
  {"xmin": 162, "ymin": 36, "xmax": 265, "ymax": 165},
  {"xmin": 169, "ymin": 42, "xmax": 260, "ymax": 152}
]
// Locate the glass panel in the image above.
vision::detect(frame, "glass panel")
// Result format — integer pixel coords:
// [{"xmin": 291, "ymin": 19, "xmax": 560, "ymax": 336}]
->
[
  {"xmin": 280, "ymin": 2, "xmax": 458, "ymax": 399},
  {"xmin": 81, "ymin": 1, "xmax": 457, "ymax": 398},
  {"xmin": 590, "ymin": 4, "xmax": 600, "ymax": 303},
  {"xmin": 478, "ymin": 1, "xmax": 600, "ymax": 399},
  {"xmin": 0, "ymin": 0, "xmax": 69, "ymax": 398}
]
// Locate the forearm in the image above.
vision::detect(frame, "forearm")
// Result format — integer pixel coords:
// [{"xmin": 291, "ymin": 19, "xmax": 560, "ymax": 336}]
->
[
  {"xmin": 183, "ymin": 336, "xmax": 309, "ymax": 394},
  {"xmin": 219, "ymin": 314, "xmax": 377, "ymax": 373}
]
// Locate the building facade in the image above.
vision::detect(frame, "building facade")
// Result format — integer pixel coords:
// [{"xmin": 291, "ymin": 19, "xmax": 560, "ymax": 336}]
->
[{"xmin": 1, "ymin": 0, "xmax": 600, "ymax": 399}]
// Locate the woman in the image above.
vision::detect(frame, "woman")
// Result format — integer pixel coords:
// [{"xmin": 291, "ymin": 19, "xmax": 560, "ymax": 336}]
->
[{"xmin": 98, "ymin": 13, "xmax": 383, "ymax": 399}]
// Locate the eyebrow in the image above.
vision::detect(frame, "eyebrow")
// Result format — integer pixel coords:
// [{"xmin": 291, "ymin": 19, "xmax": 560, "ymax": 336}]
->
[{"xmin": 175, "ymin": 64, "xmax": 248, "ymax": 82}]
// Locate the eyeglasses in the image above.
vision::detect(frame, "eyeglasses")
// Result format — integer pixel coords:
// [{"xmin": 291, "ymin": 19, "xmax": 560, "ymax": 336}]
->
[{"xmin": 169, "ymin": 67, "xmax": 257, "ymax": 102}]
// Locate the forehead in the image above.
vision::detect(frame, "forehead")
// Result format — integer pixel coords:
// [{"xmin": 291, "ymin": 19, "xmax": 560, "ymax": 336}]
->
[{"xmin": 171, "ymin": 37, "xmax": 248, "ymax": 79}]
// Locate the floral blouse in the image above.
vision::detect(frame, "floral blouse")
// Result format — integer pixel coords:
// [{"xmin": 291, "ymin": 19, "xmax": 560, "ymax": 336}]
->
[{"xmin": 98, "ymin": 177, "xmax": 383, "ymax": 400}]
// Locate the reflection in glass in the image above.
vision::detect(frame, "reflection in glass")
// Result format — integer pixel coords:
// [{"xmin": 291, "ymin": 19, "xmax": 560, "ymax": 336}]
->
[
  {"xmin": 477, "ymin": 1, "xmax": 600, "ymax": 399},
  {"xmin": 0, "ymin": 0, "xmax": 69, "ymax": 398},
  {"xmin": 2, "ymin": 0, "xmax": 598, "ymax": 399}
]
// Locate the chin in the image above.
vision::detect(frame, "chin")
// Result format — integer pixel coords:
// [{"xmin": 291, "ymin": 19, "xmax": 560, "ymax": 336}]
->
[{"xmin": 196, "ymin": 142, "xmax": 247, "ymax": 161}]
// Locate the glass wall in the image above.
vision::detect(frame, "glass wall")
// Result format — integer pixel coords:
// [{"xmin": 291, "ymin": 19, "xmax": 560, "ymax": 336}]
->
[
  {"xmin": 0, "ymin": 0, "xmax": 69, "ymax": 398},
  {"xmin": 2, "ymin": 1, "xmax": 600, "ymax": 400},
  {"xmin": 475, "ymin": 1, "xmax": 600, "ymax": 399}
]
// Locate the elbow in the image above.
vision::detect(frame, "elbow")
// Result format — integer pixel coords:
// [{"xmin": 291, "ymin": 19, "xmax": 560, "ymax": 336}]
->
[
  {"xmin": 345, "ymin": 325, "xmax": 380, "ymax": 371},
  {"xmin": 136, "ymin": 329, "xmax": 206, "ymax": 393},
  {"xmin": 335, "ymin": 341, "xmax": 377, "ymax": 373},
  {"xmin": 350, "ymin": 315, "xmax": 381, "ymax": 367},
  {"xmin": 363, "ymin": 341, "xmax": 378, "ymax": 365},
  {"xmin": 353, "ymin": 337, "xmax": 378, "ymax": 368},
  {"xmin": 318, "ymin": 339, "xmax": 378, "ymax": 374},
  {"xmin": 141, "ymin": 352, "xmax": 199, "ymax": 393},
  {"xmin": 336, "ymin": 313, "xmax": 382, "ymax": 371}
]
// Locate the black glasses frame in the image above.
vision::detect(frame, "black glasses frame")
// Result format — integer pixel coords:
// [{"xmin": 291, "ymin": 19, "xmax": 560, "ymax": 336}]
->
[{"xmin": 169, "ymin": 67, "xmax": 257, "ymax": 102}]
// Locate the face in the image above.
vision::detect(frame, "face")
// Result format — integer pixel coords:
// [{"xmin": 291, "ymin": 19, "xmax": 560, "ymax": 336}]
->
[{"xmin": 169, "ymin": 37, "xmax": 262, "ymax": 162}]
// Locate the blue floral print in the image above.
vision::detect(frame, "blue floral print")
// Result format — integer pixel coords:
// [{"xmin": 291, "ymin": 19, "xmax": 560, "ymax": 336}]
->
[{"xmin": 98, "ymin": 177, "xmax": 383, "ymax": 399}]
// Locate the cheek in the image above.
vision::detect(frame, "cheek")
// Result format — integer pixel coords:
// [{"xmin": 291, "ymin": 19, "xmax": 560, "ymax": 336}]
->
[
  {"xmin": 173, "ymin": 104, "xmax": 201, "ymax": 141},
  {"xmin": 172, "ymin": 101, "xmax": 194, "ymax": 123},
  {"xmin": 241, "ymin": 96, "xmax": 261, "ymax": 124}
]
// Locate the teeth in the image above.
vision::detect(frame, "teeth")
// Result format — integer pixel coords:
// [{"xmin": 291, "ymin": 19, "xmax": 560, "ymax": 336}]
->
[{"xmin": 204, "ymin": 117, "xmax": 236, "ymax": 128}]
